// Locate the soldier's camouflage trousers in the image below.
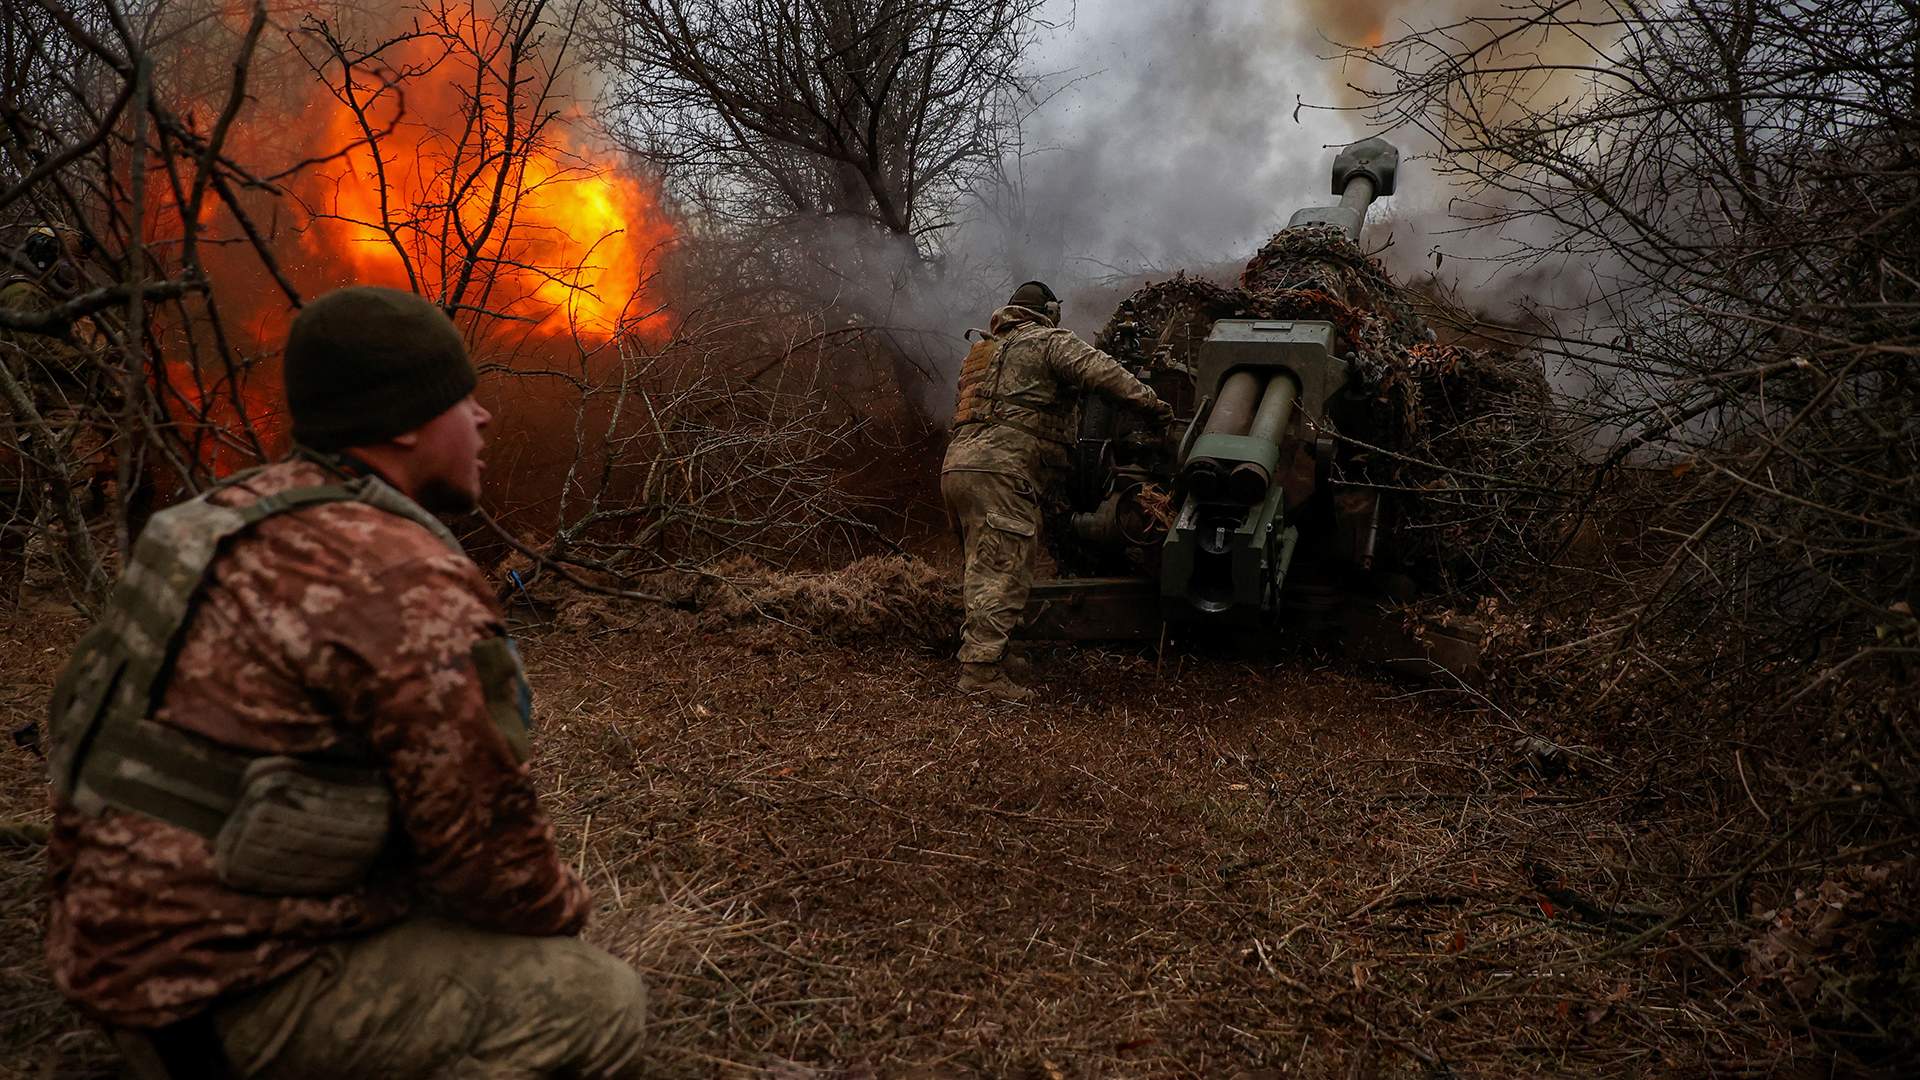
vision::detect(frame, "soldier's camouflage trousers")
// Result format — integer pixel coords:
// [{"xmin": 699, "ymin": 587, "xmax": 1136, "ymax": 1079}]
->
[
  {"xmin": 210, "ymin": 918, "xmax": 648, "ymax": 1078},
  {"xmin": 942, "ymin": 468, "xmax": 1040, "ymax": 664}
]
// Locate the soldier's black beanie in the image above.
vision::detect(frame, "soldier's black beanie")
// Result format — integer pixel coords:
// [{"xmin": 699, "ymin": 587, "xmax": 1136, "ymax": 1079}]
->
[{"xmin": 284, "ymin": 285, "xmax": 476, "ymax": 451}]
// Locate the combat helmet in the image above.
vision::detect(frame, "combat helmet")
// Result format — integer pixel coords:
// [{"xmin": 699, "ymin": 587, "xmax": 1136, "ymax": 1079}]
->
[
  {"xmin": 1007, "ymin": 280, "xmax": 1061, "ymax": 325},
  {"xmin": 21, "ymin": 226, "xmax": 62, "ymax": 273}
]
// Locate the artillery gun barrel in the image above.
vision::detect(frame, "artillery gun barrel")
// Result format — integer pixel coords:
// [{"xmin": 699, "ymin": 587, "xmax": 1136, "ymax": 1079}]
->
[
  {"xmin": 1284, "ymin": 137, "xmax": 1398, "ymax": 243},
  {"xmin": 1338, "ymin": 175, "xmax": 1377, "ymax": 221}
]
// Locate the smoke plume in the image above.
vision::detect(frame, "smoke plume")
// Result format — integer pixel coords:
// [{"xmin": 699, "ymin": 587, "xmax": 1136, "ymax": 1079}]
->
[{"xmin": 939, "ymin": 0, "xmax": 1611, "ymax": 343}]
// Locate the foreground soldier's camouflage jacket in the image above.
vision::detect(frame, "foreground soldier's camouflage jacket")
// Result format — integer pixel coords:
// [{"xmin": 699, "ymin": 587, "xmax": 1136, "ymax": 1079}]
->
[
  {"xmin": 45, "ymin": 458, "xmax": 591, "ymax": 1029},
  {"xmin": 943, "ymin": 305, "xmax": 1165, "ymax": 482}
]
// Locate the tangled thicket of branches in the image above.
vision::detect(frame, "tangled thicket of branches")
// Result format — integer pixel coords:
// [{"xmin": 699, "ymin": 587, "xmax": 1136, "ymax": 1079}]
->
[
  {"xmin": 493, "ymin": 313, "xmax": 881, "ymax": 594},
  {"xmin": 1355, "ymin": 0, "xmax": 1918, "ymax": 717},
  {"xmin": 1349, "ymin": 1, "xmax": 1919, "ymax": 1068},
  {"xmin": 0, "ymin": 0, "xmax": 277, "ymax": 598}
]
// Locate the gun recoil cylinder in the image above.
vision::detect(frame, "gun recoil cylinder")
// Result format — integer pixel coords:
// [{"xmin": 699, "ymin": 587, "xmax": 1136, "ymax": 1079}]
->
[
  {"xmin": 1202, "ymin": 370, "xmax": 1261, "ymax": 437},
  {"xmin": 1226, "ymin": 374, "xmax": 1299, "ymax": 503},
  {"xmin": 1186, "ymin": 370, "xmax": 1262, "ymax": 499}
]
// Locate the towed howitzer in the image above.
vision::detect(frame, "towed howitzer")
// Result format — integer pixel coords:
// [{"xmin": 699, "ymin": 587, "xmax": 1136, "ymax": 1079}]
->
[
  {"xmin": 1022, "ymin": 138, "xmax": 1482, "ymax": 678},
  {"xmin": 1162, "ymin": 137, "xmax": 1398, "ymax": 619}
]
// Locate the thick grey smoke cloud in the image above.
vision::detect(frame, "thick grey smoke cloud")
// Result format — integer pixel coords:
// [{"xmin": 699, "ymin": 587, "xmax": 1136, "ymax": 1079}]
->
[
  {"xmin": 957, "ymin": 0, "xmax": 1610, "ymax": 314},
  {"xmin": 928, "ymin": 0, "xmax": 1494, "ymax": 351},
  {"xmin": 989, "ymin": 0, "xmax": 1368, "ymax": 290},
  {"xmin": 896, "ymin": 0, "xmax": 1612, "ymax": 405},
  {"xmin": 895, "ymin": 0, "xmax": 1406, "ymax": 405}
]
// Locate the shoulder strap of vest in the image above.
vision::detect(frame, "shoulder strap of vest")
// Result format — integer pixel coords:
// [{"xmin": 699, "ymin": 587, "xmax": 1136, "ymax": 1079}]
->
[
  {"xmin": 47, "ymin": 474, "xmax": 459, "ymax": 837},
  {"xmin": 982, "ymin": 329, "xmax": 1014, "ymax": 422}
]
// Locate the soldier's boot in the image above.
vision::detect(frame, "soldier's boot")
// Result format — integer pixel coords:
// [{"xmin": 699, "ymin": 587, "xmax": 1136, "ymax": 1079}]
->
[{"xmin": 958, "ymin": 661, "xmax": 1033, "ymax": 703}]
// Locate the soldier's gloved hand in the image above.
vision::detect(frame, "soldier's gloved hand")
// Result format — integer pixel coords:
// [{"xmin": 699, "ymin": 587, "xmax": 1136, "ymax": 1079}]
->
[{"xmin": 1149, "ymin": 399, "xmax": 1176, "ymax": 425}]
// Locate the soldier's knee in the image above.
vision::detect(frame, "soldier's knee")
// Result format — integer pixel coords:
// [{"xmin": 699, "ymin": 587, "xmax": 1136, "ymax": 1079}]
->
[
  {"xmin": 533, "ymin": 939, "xmax": 648, "ymax": 1068},
  {"xmin": 600, "ymin": 967, "xmax": 649, "ymax": 1064},
  {"xmin": 532, "ymin": 936, "xmax": 642, "ymax": 1005},
  {"xmin": 585, "ymin": 947, "xmax": 648, "ymax": 1031}
]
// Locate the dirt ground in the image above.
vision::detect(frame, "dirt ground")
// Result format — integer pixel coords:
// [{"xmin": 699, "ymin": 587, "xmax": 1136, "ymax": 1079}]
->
[{"xmin": 0, "ymin": 586, "xmax": 1799, "ymax": 1078}]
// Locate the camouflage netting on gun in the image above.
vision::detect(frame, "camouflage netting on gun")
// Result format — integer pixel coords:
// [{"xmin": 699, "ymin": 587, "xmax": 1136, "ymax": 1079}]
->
[
  {"xmin": 1101, "ymin": 225, "xmax": 1581, "ymax": 594},
  {"xmin": 1096, "ymin": 273, "xmax": 1251, "ymax": 374},
  {"xmin": 1242, "ymin": 223, "xmax": 1430, "ymax": 388}
]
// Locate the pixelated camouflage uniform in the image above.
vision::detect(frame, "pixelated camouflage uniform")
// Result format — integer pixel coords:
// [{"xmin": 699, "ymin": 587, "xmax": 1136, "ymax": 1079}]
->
[
  {"xmin": 941, "ymin": 305, "xmax": 1167, "ymax": 663},
  {"xmin": 45, "ymin": 456, "xmax": 647, "ymax": 1077}
]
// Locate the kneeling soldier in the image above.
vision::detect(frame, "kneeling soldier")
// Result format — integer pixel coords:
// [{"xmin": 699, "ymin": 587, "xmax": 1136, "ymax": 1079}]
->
[{"xmin": 44, "ymin": 287, "xmax": 647, "ymax": 1078}]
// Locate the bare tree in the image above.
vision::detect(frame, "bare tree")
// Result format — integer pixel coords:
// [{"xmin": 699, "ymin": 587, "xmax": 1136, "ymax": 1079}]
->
[
  {"xmin": 589, "ymin": 0, "xmax": 1047, "ymax": 246},
  {"xmin": 1355, "ymin": 0, "xmax": 1919, "ymax": 713},
  {"xmin": 584, "ymin": 0, "xmax": 1055, "ymax": 423},
  {"xmin": 289, "ymin": 0, "xmax": 663, "ymax": 343},
  {"xmin": 1351, "ymin": 4, "xmax": 1920, "ymax": 1066}
]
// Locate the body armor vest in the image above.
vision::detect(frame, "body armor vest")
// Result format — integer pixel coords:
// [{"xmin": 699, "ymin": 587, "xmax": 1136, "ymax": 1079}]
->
[
  {"xmin": 951, "ymin": 324, "xmax": 1076, "ymax": 447},
  {"xmin": 46, "ymin": 468, "xmax": 531, "ymax": 895}
]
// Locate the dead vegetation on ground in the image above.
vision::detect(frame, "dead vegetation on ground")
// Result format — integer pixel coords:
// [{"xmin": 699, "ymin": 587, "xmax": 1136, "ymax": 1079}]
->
[
  {"xmin": 6, "ymin": 597, "xmax": 1912, "ymax": 1077},
  {"xmin": 689, "ymin": 557, "xmax": 961, "ymax": 648},
  {"xmin": 536, "ymin": 555, "xmax": 962, "ymax": 650}
]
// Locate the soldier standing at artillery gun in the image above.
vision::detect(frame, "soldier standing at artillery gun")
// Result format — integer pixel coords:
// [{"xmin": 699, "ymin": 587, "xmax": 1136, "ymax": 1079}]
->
[
  {"xmin": 43, "ymin": 286, "xmax": 648, "ymax": 1078},
  {"xmin": 942, "ymin": 280, "xmax": 1174, "ymax": 701}
]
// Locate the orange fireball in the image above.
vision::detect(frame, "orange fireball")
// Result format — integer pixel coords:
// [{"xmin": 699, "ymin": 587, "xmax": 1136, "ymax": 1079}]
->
[
  {"xmin": 294, "ymin": 10, "xmax": 671, "ymax": 343},
  {"xmin": 155, "ymin": 2, "xmax": 675, "ymax": 475}
]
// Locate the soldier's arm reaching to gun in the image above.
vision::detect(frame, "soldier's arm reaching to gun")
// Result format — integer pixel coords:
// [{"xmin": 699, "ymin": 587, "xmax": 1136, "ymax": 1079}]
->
[{"xmin": 1043, "ymin": 328, "xmax": 1176, "ymax": 424}]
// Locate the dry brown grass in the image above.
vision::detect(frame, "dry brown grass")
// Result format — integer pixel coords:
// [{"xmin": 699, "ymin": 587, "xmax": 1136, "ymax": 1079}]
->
[
  {"xmin": 690, "ymin": 556, "xmax": 961, "ymax": 648},
  {"xmin": 0, "ymin": 602, "xmax": 104, "ymax": 1079},
  {"xmin": 0, "ymin": 589, "xmax": 1879, "ymax": 1078}
]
